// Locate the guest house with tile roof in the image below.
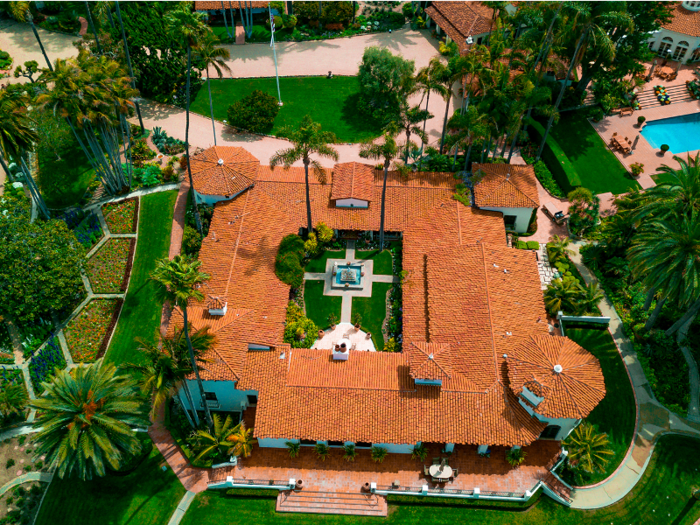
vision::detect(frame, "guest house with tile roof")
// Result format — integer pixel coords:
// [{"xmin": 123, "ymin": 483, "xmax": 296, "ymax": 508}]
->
[
  {"xmin": 172, "ymin": 146, "xmax": 605, "ymax": 465},
  {"xmin": 648, "ymin": 1, "xmax": 700, "ymax": 62}
]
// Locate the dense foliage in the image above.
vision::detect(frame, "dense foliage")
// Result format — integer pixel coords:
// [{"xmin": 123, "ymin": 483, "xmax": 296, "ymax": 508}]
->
[
  {"xmin": 283, "ymin": 300, "xmax": 318, "ymax": 348},
  {"xmin": 226, "ymin": 89, "xmax": 280, "ymax": 133},
  {"xmin": 274, "ymin": 234, "xmax": 305, "ymax": 288},
  {"xmin": 357, "ymin": 47, "xmax": 415, "ymax": 123}
]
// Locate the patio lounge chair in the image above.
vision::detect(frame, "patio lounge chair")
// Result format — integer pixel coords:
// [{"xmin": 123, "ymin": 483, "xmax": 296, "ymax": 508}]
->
[{"xmin": 424, "ymin": 465, "xmax": 430, "ymax": 476}]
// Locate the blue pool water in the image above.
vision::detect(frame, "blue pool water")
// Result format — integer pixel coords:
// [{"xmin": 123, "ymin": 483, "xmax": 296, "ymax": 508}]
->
[{"xmin": 641, "ymin": 112, "xmax": 700, "ymax": 153}]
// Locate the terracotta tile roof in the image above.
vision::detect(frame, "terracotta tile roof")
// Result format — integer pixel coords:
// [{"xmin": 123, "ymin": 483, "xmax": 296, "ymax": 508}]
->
[
  {"xmin": 472, "ymin": 163, "xmax": 540, "ymax": 209},
  {"xmin": 189, "ymin": 146, "xmax": 259, "ymax": 197},
  {"xmin": 507, "ymin": 335, "xmax": 606, "ymax": 420},
  {"xmin": 195, "ymin": 1, "xmax": 269, "ymax": 10},
  {"xmin": 404, "ymin": 342, "xmax": 454, "ymax": 381},
  {"xmin": 662, "ymin": 4, "xmax": 700, "ymax": 37},
  {"xmin": 425, "ymin": 2, "xmax": 497, "ymax": 53},
  {"xmin": 330, "ymin": 163, "xmax": 376, "ymax": 202}
]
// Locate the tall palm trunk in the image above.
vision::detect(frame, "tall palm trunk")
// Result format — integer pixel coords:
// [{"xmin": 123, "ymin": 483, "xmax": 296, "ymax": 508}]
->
[
  {"xmin": 28, "ymin": 17, "xmax": 53, "ymax": 71},
  {"xmin": 185, "ymin": 45, "xmax": 203, "ymax": 234},
  {"xmin": 644, "ymin": 296, "xmax": 666, "ymax": 331},
  {"xmin": 105, "ymin": 4, "xmax": 116, "ymax": 30},
  {"xmin": 206, "ymin": 69, "xmax": 217, "ymax": 146},
  {"xmin": 115, "ymin": 0, "xmax": 145, "ymax": 135},
  {"xmin": 536, "ymin": 29, "xmax": 588, "ymax": 161},
  {"xmin": 179, "ymin": 379, "xmax": 199, "ymax": 427},
  {"xmin": 507, "ymin": 124, "xmax": 520, "ymax": 163},
  {"xmin": 464, "ymin": 139, "xmax": 474, "ymax": 171},
  {"xmin": 303, "ymin": 158, "xmax": 313, "ymax": 234},
  {"xmin": 221, "ymin": 1, "xmax": 231, "ymax": 39},
  {"xmin": 404, "ymin": 129, "xmax": 411, "ymax": 162},
  {"xmin": 421, "ymin": 90, "xmax": 430, "ymax": 139},
  {"xmin": 84, "ymin": 2, "xmax": 103, "ymax": 55},
  {"xmin": 643, "ymin": 287, "xmax": 658, "ymax": 311},
  {"xmin": 439, "ymin": 90, "xmax": 451, "ymax": 154},
  {"xmin": 666, "ymin": 298, "xmax": 700, "ymax": 337},
  {"xmin": 19, "ymin": 156, "xmax": 49, "ymax": 219},
  {"xmin": 182, "ymin": 308, "xmax": 213, "ymax": 429},
  {"xmin": 481, "ymin": 133, "xmax": 492, "ymax": 163},
  {"xmin": 379, "ymin": 161, "xmax": 389, "ymax": 248}
]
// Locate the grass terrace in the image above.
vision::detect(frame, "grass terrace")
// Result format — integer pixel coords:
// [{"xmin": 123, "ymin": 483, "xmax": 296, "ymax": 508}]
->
[
  {"xmin": 355, "ymin": 248, "xmax": 393, "ymax": 275},
  {"xmin": 548, "ymin": 112, "xmax": 640, "ymax": 195},
  {"xmin": 303, "ymin": 280, "xmax": 342, "ymax": 331},
  {"xmin": 351, "ymin": 281, "xmax": 393, "ymax": 351},
  {"xmin": 190, "ymin": 76, "xmax": 383, "ymax": 143},
  {"xmin": 105, "ymin": 191, "xmax": 177, "ymax": 366},
  {"xmin": 305, "ymin": 248, "xmax": 347, "ymax": 273},
  {"xmin": 180, "ymin": 435, "xmax": 700, "ymax": 525}
]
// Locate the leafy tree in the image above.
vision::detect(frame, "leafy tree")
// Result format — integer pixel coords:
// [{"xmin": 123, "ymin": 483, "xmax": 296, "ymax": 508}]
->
[
  {"xmin": 0, "ymin": 193, "xmax": 85, "ymax": 324},
  {"xmin": 271, "ymin": 116, "xmax": 339, "ymax": 234},
  {"xmin": 357, "ymin": 47, "xmax": 415, "ymax": 123},
  {"xmin": 196, "ymin": 31, "xmax": 231, "ymax": 145},
  {"xmin": 0, "ymin": 383, "xmax": 27, "ymax": 419},
  {"xmin": 563, "ymin": 422, "xmax": 614, "ymax": 482},
  {"xmin": 30, "ymin": 361, "xmax": 149, "ymax": 480},
  {"xmin": 227, "ymin": 90, "xmax": 279, "ymax": 133},
  {"xmin": 13, "ymin": 60, "xmax": 39, "ymax": 83},
  {"xmin": 321, "ymin": 1, "xmax": 353, "ymax": 25},
  {"xmin": 274, "ymin": 234, "xmax": 306, "ymax": 288},
  {"xmin": 359, "ymin": 132, "xmax": 399, "ymax": 248}
]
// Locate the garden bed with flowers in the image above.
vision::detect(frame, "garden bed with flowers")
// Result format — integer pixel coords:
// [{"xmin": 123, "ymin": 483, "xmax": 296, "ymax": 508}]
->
[
  {"xmin": 72, "ymin": 212, "xmax": 103, "ymax": 249},
  {"xmin": 102, "ymin": 198, "xmax": 138, "ymax": 234},
  {"xmin": 86, "ymin": 239, "xmax": 136, "ymax": 294},
  {"xmin": 64, "ymin": 299, "xmax": 123, "ymax": 363},
  {"xmin": 28, "ymin": 338, "xmax": 66, "ymax": 395}
]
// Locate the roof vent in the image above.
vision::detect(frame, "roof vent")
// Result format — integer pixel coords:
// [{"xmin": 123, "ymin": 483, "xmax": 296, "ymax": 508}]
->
[
  {"xmin": 506, "ymin": 172, "xmax": 511, "ymax": 180},
  {"xmin": 218, "ymin": 158, "xmax": 224, "ymax": 165},
  {"xmin": 428, "ymin": 353, "xmax": 434, "ymax": 360},
  {"xmin": 553, "ymin": 364, "xmax": 563, "ymax": 374}
]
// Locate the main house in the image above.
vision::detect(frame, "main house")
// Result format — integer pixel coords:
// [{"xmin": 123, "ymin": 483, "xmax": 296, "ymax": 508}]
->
[
  {"xmin": 647, "ymin": 0, "xmax": 700, "ymax": 62},
  {"xmin": 173, "ymin": 146, "xmax": 604, "ymax": 460}
]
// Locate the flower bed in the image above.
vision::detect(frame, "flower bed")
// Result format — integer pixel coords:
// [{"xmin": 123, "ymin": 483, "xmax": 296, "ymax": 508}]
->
[
  {"xmin": 28, "ymin": 338, "xmax": 66, "ymax": 394},
  {"xmin": 73, "ymin": 212, "xmax": 103, "ymax": 249},
  {"xmin": 654, "ymin": 85, "xmax": 671, "ymax": 105},
  {"xmin": 64, "ymin": 299, "xmax": 122, "ymax": 362},
  {"xmin": 102, "ymin": 198, "xmax": 138, "ymax": 234},
  {"xmin": 87, "ymin": 238, "xmax": 135, "ymax": 294}
]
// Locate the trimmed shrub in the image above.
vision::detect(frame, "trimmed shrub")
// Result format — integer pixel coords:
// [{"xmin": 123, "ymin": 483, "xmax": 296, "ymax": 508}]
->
[
  {"xmin": 516, "ymin": 241, "xmax": 527, "ymax": 249},
  {"xmin": 526, "ymin": 119, "xmax": 582, "ymax": 194},
  {"xmin": 182, "ymin": 225, "xmax": 203, "ymax": 257},
  {"xmin": 526, "ymin": 241, "xmax": 540, "ymax": 250},
  {"xmin": 227, "ymin": 90, "xmax": 280, "ymax": 133},
  {"xmin": 275, "ymin": 234, "xmax": 305, "ymax": 288},
  {"xmin": 321, "ymin": 1, "xmax": 353, "ymax": 24}
]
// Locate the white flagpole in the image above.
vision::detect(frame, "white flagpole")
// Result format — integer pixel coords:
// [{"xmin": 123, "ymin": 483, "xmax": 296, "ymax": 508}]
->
[{"xmin": 269, "ymin": 6, "xmax": 282, "ymax": 106}]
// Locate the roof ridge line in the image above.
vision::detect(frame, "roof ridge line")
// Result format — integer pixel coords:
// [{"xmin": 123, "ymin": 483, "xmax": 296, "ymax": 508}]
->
[
  {"xmin": 224, "ymin": 190, "xmax": 251, "ymax": 298},
  {"xmin": 481, "ymin": 242, "xmax": 500, "ymax": 382},
  {"xmin": 503, "ymin": 177, "xmax": 539, "ymax": 207}
]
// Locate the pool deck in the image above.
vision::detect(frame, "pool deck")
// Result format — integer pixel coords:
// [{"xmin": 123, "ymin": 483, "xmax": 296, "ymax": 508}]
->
[{"xmin": 591, "ymin": 85, "xmax": 700, "ymax": 189}]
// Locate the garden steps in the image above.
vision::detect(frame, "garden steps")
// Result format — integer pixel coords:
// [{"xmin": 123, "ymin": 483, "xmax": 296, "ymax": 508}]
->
[
  {"xmin": 635, "ymin": 85, "xmax": 694, "ymax": 110},
  {"xmin": 276, "ymin": 490, "xmax": 387, "ymax": 517}
]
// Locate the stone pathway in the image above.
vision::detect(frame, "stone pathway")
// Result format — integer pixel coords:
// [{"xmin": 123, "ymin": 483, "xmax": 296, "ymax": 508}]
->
[
  {"xmin": 167, "ymin": 490, "xmax": 197, "ymax": 525},
  {"xmin": 565, "ymin": 241, "xmax": 700, "ymax": 510},
  {"xmin": 0, "ymin": 471, "xmax": 52, "ymax": 497},
  {"xmin": 536, "ymin": 245, "xmax": 557, "ymax": 290}
]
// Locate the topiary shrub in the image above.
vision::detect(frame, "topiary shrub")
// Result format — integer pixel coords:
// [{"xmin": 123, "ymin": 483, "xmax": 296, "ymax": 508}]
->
[
  {"xmin": 182, "ymin": 225, "xmax": 203, "ymax": 256},
  {"xmin": 227, "ymin": 90, "xmax": 279, "ymax": 133},
  {"xmin": 275, "ymin": 234, "xmax": 305, "ymax": 288},
  {"xmin": 516, "ymin": 240, "xmax": 527, "ymax": 249},
  {"xmin": 283, "ymin": 301, "xmax": 318, "ymax": 348},
  {"xmin": 321, "ymin": 1, "xmax": 353, "ymax": 25},
  {"xmin": 526, "ymin": 241, "xmax": 540, "ymax": 250}
]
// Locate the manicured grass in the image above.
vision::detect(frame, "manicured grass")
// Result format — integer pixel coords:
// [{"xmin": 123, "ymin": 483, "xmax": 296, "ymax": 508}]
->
[
  {"xmin": 35, "ymin": 444, "xmax": 185, "ymax": 525},
  {"xmin": 305, "ymin": 249, "xmax": 346, "ymax": 273},
  {"xmin": 181, "ymin": 435, "xmax": 700, "ymax": 525},
  {"xmin": 565, "ymin": 327, "xmax": 636, "ymax": 485},
  {"xmin": 190, "ymin": 77, "xmax": 383, "ymax": 143},
  {"xmin": 104, "ymin": 191, "xmax": 177, "ymax": 366},
  {"xmin": 355, "ymin": 249, "xmax": 393, "ymax": 275},
  {"xmin": 351, "ymin": 282, "xmax": 392, "ymax": 351},
  {"xmin": 547, "ymin": 112, "xmax": 640, "ymax": 195},
  {"xmin": 651, "ymin": 170, "xmax": 678, "ymax": 185},
  {"xmin": 303, "ymin": 280, "xmax": 342, "ymax": 331},
  {"xmin": 37, "ymin": 143, "xmax": 95, "ymax": 209}
]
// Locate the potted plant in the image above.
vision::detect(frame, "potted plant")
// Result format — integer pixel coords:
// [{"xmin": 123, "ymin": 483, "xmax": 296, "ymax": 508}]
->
[
  {"xmin": 660, "ymin": 144, "xmax": 670, "ymax": 156},
  {"xmin": 411, "ymin": 443, "xmax": 428, "ymax": 462},
  {"xmin": 371, "ymin": 446, "xmax": 388, "ymax": 463},
  {"xmin": 295, "ymin": 479, "xmax": 304, "ymax": 490},
  {"xmin": 343, "ymin": 444, "xmax": 356, "ymax": 462},
  {"xmin": 286, "ymin": 441, "xmax": 300, "ymax": 459},
  {"xmin": 328, "ymin": 313, "xmax": 338, "ymax": 329},
  {"xmin": 637, "ymin": 115, "xmax": 646, "ymax": 128},
  {"xmin": 314, "ymin": 443, "xmax": 330, "ymax": 461},
  {"xmin": 352, "ymin": 313, "xmax": 362, "ymax": 330},
  {"xmin": 630, "ymin": 162, "xmax": 645, "ymax": 178},
  {"xmin": 506, "ymin": 447, "xmax": 527, "ymax": 467},
  {"xmin": 318, "ymin": 329, "xmax": 325, "ymax": 338}
]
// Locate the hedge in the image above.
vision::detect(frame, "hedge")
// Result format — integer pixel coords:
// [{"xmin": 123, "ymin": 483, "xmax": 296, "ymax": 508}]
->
[{"xmin": 526, "ymin": 119, "xmax": 582, "ymax": 194}]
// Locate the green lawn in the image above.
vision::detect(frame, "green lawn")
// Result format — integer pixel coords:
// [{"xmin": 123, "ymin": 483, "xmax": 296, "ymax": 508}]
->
[
  {"xmin": 564, "ymin": 327, "xmax": 636, "ymax": 484},
  {"xmin": 351, "ymin": 282, "xmax": 392, "ymax": 351},
  {"xmin": 104, "ymin": 190, "xmax": 177, "ymax": 366},
  {"xmin": 181, "ymin": 435, "xmax": 700, "ymax": 525},
  {"xmin": 35, "ymin": 444, "xmax": 185, "ymax": 525},
  {"xmin": 304, "ymin": 280, "xmax": 342, "ymax": 331},
  {"xmin": 190, "ymin": 77, "xmax": 383, "ymax": 143},
  {"xmin": 547, "ymin": 112, "xmax": 640, "ymax": 195},
  {"xmin": 305, "ymin": 248, "xmax": 346, "ymax": 273},
  {"xmin": 651, "ymin": 170, "xmax": 678, "ymax": 185},
  {"xmin": 37, "ymin": 143, "xmax": 95, "ymax": 209},
  {"xmin": 355, "ymin": 249, "xmax": 393, "ymax": 275}
]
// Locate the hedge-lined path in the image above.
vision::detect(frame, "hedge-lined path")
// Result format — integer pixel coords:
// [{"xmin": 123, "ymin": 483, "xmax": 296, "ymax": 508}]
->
[{"xmin": 564, "ymin": 242, "xmax": 700, "ymax": 509}]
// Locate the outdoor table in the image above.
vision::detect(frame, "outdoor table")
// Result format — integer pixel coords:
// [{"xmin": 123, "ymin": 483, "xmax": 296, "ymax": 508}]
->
[
  {"xmin": 429, "ymin": 464, "xmax": 453, "ymax": 480},
  {"xmin": 660, "ymin": 66, "xmax": 673, "ymax": 78}
]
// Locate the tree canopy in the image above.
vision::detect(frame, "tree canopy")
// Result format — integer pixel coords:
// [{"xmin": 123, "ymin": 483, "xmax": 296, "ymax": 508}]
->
[{"xmin": 357, "ymin": 47, "xmax": 415, "ymax": 123}]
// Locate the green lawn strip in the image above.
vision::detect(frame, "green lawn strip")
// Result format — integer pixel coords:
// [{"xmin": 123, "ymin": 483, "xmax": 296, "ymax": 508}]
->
[
  {"xmin": 651, "ymin": 170, "xmax": 678, "ymax": 185},
  {"xmin": 303, "ymin": 280, "xmax": 342, "ymax": 331},
  {"xmin": 181, "ymin": 435, "xmax": 700, "ymax": 525},
  {"xmin": 355, "ymin": 249, "xmax": 393, "ymax": 275},
  {"xmin": 351, "ymin": 282, "xmax": 392, "ymax": 351},
  {"xmin": 190, "ymin": 76, "xmax": 383, "ymax": 143},
  {"xmin": 104, "ymin": 190, "xmax": 177, "ymax": 366},
  {"xmin": 305, "ymin": 248, "xmax": 346, "ymax": 273},
  {"xmin": 35, "ymin": 444, "xmax": 185, "ymax": 525},
  {"xmin": 547, "ymin": 112, "xmax": 640, "ymax": 195},
  {"xmin": 37, "ymin": 143, "xmax": 95, "ymax": 209},
  {"xmin": 564, "ymin": 328, "xmax": 636, "ymax": 484}
]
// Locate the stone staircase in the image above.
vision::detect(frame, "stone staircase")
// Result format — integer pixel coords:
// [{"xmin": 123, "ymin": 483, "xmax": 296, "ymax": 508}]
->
[
  {"xmin": 276, "ymin": 490, "xmax": 388, "ymax": 517},
  {"xmin": 635, "ymin": 84, "xmax": 694, "ymax": 110}
]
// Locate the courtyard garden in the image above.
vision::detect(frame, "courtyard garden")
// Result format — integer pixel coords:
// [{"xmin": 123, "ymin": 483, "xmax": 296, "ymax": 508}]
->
[
  {"xmin": 190, "ymin": 76, "xmax": 384, "ymax": 143},
  {"xmin": 303, "ymin": 280, "xmax": 342, "ymax": 332},
  {"xmin": 102, "ymin": 199, "xmax": 138, "ymax": 234}
]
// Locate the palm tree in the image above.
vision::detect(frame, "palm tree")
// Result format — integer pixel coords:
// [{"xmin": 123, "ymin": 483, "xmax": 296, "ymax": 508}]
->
[
  {"xmin": 226, "ymin": 421, "xmax": 255, "ymax": 458},
  {"xmin": 0, "ymin": 384, "xmax": 27, "ymax": 419},
  {"xmin": 190, "ymin": 413, "xmax": 252, "ymax": 463},
  {"xmin": 544, "ymin": 278, "xmax": 581, "ymax": 316},
  {"xmin": 359, "ymin": 132, "xmax": 399, "ymax": 248},
  {"xmin": 446, "ymin": 105, "xmax": 487, "ymax": 172},
  {"xmin": 166, "ymin": 9, "xmax": 207, "ymax": 234},
  {"xmin": 221, "ymin": 1, "xmax": 232, "ymax": 39},
  {"xmin": 415, "ymin": 59, "xmax": 448, "ymax": 141},
  {"xmin": 114, "ymin": 0, "xmax": 145, "ymax": 134},
  {"xmin": 196, "ymin": 32, "xmax": 231, "ymax": 146},
  {"xmin": 151, "ymin": 255, "xmax": 214, "ymax": 429},
  {"xmin": 578, "ymin": 282, "xmax": 604, "ymax": 315},
  {"xmin": 547, "ymin": 235, "xmax": 573, "ymax": 260},
  {"xmin": 563, "ymin": 422, "xmax": 614, "ymax": 480},
  {"xmin": 0, "ymin": 88, "xmax": 49, "ymax": 218},
  {"xmin": 30, "ymin": 361, "xmax": 149, "ymax": 480},
  {"xmin": 388, "ymin": 102, "xmax": 431, "ymax": 163},
  {"xmin": 270, "ymin": 115, "xmax": 339, "ymax": 234}
]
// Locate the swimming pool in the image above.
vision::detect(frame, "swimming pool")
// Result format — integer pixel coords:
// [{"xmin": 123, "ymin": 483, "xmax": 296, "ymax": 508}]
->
[{"xmin": 641, "ymin": 112, "xmax": 700, "ymax": 153}]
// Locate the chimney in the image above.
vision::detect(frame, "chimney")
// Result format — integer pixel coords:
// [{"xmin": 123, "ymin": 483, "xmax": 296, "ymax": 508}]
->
[
  {"xmin": 207, "ymin": 296, "xmax": 227, "ymax": 316},
  {"xmin": 333, "ymin": 340, "xmax": 350, "ymax": 361}
]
